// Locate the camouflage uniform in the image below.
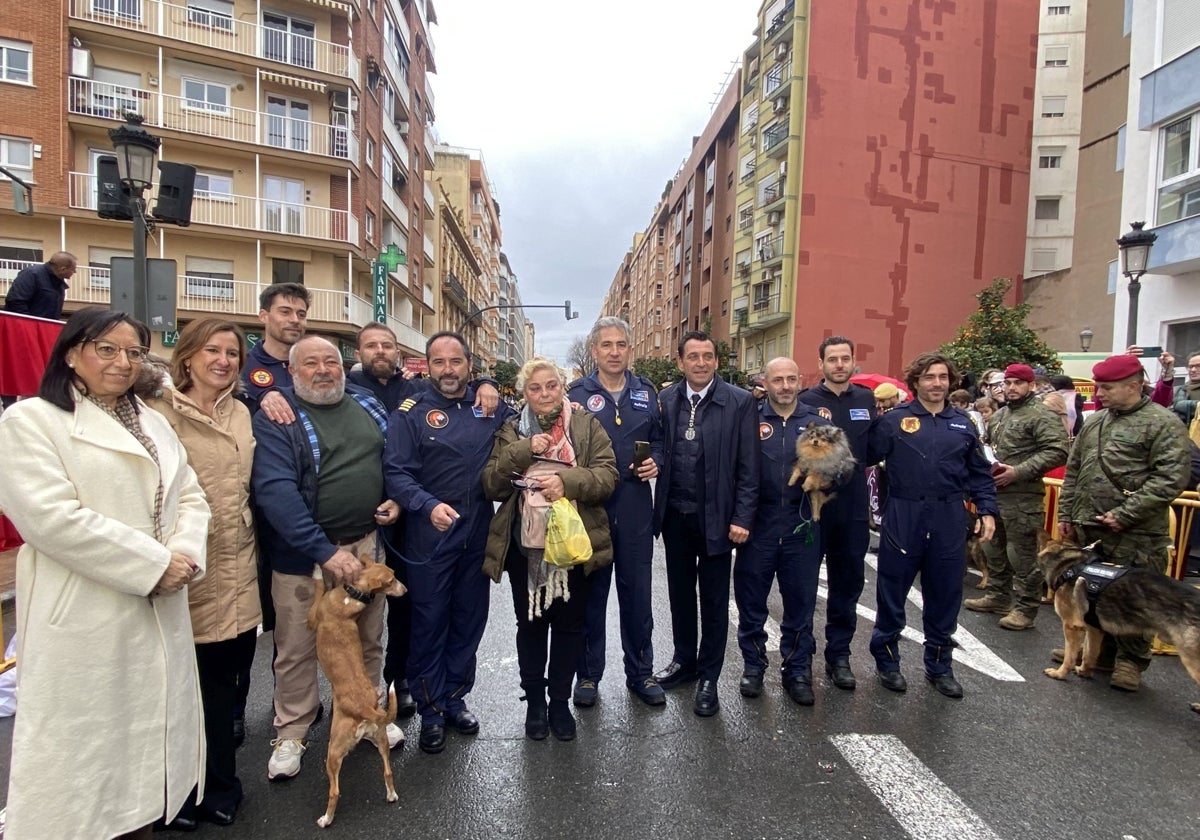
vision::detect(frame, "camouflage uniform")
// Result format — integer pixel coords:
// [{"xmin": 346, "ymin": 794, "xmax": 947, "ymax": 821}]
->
[
  {"xmin": 980, "ymin": 394, "xmax": 1069, "ymax": 617},
  {"xmin": 1058, "ymin": 396, "xmax": 1191, "ymax": 668}
]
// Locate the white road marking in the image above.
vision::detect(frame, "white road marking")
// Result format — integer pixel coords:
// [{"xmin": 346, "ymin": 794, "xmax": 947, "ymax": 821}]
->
[
  {"xmin": 830, "ymin": 734, "xmax": 1003, "ymax": 840},
  {"xmin": 727, "ymin": 600, "xmax": 781, "ymax": 652}
]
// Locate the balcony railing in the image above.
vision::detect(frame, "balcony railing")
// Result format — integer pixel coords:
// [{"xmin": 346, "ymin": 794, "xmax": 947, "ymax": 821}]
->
[
  {"xmin": 69, "ymin": 0, "xmax": 359, "ymax": 80},
  {"xmin": 68, "ymin": 78, "xmax": 357, "ymax": 163},
  {"xmin": 759, "ymin": 184, "xmax": 782, "ymax": 206},
  {"xmin": 444, "ymin": 272, "xmax": 468, "ymax": 308},
  {"xmin": 387, "ymin": 315, "xmax": 427, "ymax": 352},
  {"xmin": 765, "ymin": 63, "xmax": 791, "ymax": 96},
  {"xmin": 422, "ymin": 232, "xmax": 435, "ymax": 263},
  {"xmin": 763, "ymin": 126, "xmax": 787, "ymax": 151},
  {"xmin": 68, "ymin": 171, "xmax": 357, "ymax": 243},
  {"xmin": 423, "ymin": 181, "xmax": 435, "ymax": 218}
]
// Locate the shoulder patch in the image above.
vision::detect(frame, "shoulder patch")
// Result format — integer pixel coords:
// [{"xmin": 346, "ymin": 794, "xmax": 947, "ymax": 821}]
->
[
  {"xmin": 818, "ymin": 407, "xmax": 833, "ymax": 421},
  {"xmin": 249, "ymin": 368, "xmax": 273, "ymax": 387},
  {"xmin": 900, "ymin": 416, "xmax": 920, "ymax": 434},
  {"xmin": 759, "ymin": 421, "xmax": 774, "ymax": 440},
  {"xmin": 426, "ymin": 409, "xmax": 449, "ymax": 429}
]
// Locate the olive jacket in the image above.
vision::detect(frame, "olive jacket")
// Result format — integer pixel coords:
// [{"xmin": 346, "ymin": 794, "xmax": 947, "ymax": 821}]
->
[{"xmin": 986, "ymin": 392, "xmax": 1069, "ymax": 496}]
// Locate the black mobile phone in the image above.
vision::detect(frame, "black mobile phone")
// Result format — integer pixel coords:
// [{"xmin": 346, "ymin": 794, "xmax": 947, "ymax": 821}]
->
[
  {"xmin": 1139, "ymin": 345, "xmax": 1163, "ymax": 360},
  {"xmin": 632, "ymin": 440, "xmax": 651, "ymax": 476}
]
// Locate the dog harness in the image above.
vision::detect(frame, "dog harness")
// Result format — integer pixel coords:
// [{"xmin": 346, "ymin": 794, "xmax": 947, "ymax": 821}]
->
[
  {"xmin": 1052, "ymin": 561, "xmax": 1129, "ymax": 629},
  {"xmin": 342, "ymin": 583, "xmax": 375, "ymax": 605}
]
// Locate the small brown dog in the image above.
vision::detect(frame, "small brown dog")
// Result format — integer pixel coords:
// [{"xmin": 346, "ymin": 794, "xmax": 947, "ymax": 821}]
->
[
  {"xmin": 1038, "ymin": 540, "xmax": 1200, "ymax": 714},
  {"xmin": 965, "ymin": 509, "xmax": 989, "ymax": 590},
  {"xmin": 306, "ymin": 555, "xmax": 407, "ymax": 828},
  {"xmin": 788, "ymin": 422, "xmax": 856, "ymax": 520}
]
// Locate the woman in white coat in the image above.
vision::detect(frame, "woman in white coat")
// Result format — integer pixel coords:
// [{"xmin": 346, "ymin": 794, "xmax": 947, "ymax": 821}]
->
[{"xmin": 0, "ymin": 307, "xmax": 210, "ymax": 840}]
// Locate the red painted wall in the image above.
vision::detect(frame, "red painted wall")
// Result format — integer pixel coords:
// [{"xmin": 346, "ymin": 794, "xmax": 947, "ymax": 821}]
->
[{"xmin": 794, "ymin": 0, "xmax": 1038, "ymax": 379}]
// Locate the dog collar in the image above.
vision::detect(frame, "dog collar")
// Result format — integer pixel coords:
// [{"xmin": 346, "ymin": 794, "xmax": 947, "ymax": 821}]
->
[{"xmin": 342, "ymin": 583, "xmax": 374, "ymax": 605}]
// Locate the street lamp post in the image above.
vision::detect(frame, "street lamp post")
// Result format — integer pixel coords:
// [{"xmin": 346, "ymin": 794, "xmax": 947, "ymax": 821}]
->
[
  {"xmin": 1078, "ymin": 327, "xmax": 1094, "ymax": 352},
  {"xmin": 1116, "ymin": 221, "xmax": 1158, "ymax": 349},
  {"xmin": 108, "ymin": 114, "xmax": 161, "ymax": 325}
]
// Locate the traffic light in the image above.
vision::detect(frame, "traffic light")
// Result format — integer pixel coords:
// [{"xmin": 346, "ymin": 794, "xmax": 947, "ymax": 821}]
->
[{"xmin": 564, "ymin": 300, "xmax": 578, "ymax": 320}]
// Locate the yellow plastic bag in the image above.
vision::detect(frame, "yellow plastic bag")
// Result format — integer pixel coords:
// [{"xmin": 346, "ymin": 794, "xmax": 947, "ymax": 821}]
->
[{"xmin": 544, "ymin": 498, "xmax": 593, "ymax": 567}]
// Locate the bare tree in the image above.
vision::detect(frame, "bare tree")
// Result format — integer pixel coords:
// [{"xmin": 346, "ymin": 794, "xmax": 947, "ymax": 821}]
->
[{"xmin": 566, "ymin": 336, "xmax": 597, "ymax": 379}]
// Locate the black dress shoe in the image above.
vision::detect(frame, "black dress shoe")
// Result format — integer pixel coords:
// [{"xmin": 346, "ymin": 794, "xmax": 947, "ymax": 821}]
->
[
  {"xmin": 448, "ymin": 708, "xmax": 480, "ymax": 735},
  {"xmin": 739, "ymin": 671, "xmax": 764, "ymax": 698},
  {"xmin": 825, "ymin": 660, "xmax": 857, "ymax": 691},
  {"xmin": 196, "ymin": 804, "xmax": 237, "ymax": 826},
  {"xmin": 232, "ymin": 715, "xmax": 245, "ymax": 749},
  {"xmin": 419, "ymin": 722, "xmax": 447, "ymax": 754},
  {"xmin": 693, "ymin": 679, "xmax": 720, "ymax": 717},
  {"xmin": 396, "ymin": 685, "xmax": 417, "ymax": 719},
  {"xmin": 784, "ymin": 677, "xmax": 815, "ymax": 706},
  {"xmin": 877, "ymin": 670, "xmax": 908, "ymax": 693},
  {"xmin": 525, "ymin": 703, "xmax": 549, "ymax": 740},
  {"xmin": 154, "ymin": 814, "xmax": 198, "ymax": 832},
  {"xmin": 654, "ymin": 660, "xmax": 699, "ymax": 690},
  {"xmin": 926, "ymin": 672, "xmax": 964, "ymax": 699}
]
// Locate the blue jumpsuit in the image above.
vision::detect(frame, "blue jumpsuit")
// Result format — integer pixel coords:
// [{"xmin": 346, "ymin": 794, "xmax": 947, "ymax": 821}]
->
[
  {"xmin": 384, "ymin": 386, "xmax": 514, "ymax": 725},
  {"xmin": 797, "ymin": 382, "xmax": 875, "ymax": 667},
  {"xmin": 733, "ymin": 403, "xmax": 833, "ymax": 679},
  {"xmin": 568, "ymin": 371, "xmax": 664, "ymax": 687},
  {"xmin": 866, "ymin": 401, "xmax": 997, "ymax": 676}
]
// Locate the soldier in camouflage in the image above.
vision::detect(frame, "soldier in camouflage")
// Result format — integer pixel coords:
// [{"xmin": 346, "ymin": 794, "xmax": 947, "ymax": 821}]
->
[
  {"xmin": 965, "ymin": 363, "xmax": 1068, "ymax": 629},
  {"xmin": 1057, "ymin": 354, "xmax": 1191, "ymax": 692}
]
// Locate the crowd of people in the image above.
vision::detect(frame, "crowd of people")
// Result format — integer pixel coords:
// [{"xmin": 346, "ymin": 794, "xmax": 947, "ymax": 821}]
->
[{"xmin": 0, "ymin": 283, "xmax": 1194, "ymax": 837}]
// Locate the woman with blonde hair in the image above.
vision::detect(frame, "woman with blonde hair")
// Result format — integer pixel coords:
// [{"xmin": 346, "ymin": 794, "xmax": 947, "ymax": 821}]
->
[
  {"xmin": 146, "ymin": 317, "xmax": 259, "ymax": 829},
  {"xmin": 482, "ymin": 357, "xmax": 617, "ymax": 741}
]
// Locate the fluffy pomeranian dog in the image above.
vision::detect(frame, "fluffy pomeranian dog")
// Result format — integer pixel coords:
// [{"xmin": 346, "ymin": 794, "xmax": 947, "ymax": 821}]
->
[{"xmin": 788, "ymin": 422, "xmax": 856, "ymax": 521}]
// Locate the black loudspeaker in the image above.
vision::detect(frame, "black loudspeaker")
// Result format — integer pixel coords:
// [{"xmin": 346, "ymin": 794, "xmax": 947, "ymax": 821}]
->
[
  {"xmin": 96, "ymin": 155, "xmax": 134, "ymax": 221},
  {"xmin": 152, "ymin": 161, "xmax": 197, "ymax": 226}
]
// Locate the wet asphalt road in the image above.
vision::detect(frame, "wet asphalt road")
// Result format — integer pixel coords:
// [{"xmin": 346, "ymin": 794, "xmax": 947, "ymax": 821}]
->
[{"xmin": 3, "ymin": 541, "xmax": 1200, "ymax": 840}]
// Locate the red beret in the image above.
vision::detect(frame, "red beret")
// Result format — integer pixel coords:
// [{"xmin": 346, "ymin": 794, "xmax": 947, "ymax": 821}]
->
[
  {"xmin": 1003, "ymin": 364, "xmax": 1035, "ymax": 383},
  {"xmin": 1092, "ymin": 354, "xmax": 1144, "ymax": 382}
]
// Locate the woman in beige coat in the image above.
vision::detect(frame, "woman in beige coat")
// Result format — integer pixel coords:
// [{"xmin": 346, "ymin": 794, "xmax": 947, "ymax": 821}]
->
[
  {"xmin": 0, "ymin": 308, "xmax": 209, "ymax": 840},
  {"xmin": 146, "ymin": 317, "xmax": 259, "ymax": 829}
]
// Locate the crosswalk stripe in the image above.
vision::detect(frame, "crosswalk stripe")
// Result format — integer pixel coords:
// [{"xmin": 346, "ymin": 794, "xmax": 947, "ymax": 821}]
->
[
  {"xmin": 831, "ymin": 734, "xmax": 1003, "ymax": 840},
  {"xmin": 727, "ymin": 600, "xmax": 781, "ymax": 652}
]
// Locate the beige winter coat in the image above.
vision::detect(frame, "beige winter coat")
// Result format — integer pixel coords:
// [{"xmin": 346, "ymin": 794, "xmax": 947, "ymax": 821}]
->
[
  {"xmin": 150, "ymin": 386, "xmax": 261, "ymax": 642},
  {"xmin": 0, "ymin": 393, "xmax": 210, "ymax": 839}
]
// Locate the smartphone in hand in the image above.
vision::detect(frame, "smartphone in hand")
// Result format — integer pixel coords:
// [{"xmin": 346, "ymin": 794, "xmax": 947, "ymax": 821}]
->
[{"xmin": 632, "ymin": 440, "xmax": 651, "ymax": 477}]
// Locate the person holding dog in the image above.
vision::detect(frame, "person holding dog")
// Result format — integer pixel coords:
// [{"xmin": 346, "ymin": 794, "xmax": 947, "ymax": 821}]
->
[
  {"xmin": 736, "ymin": 357, "xmax": 844, "ymax": 706},
  {"xmin": 866, "ymin": 352, "xmax": 997, "ymax": 699},
  {"xmin": 0, "ymin": 307, "xmax": 210, "ymax": 839},
  {"xmin": 482, "ymin": 357, "xmax": 618, "ymax": 740},
  {"xmin": 252, "ymin": 336, "xmax": 403, "ymax": 781},
  {"xmin": 1056, "ymin": 353, "xmax": 1191, "ymax": 692},
  {"xmin": 964, "ymin": 363, "xmax": 1068, "ymax": 631}
]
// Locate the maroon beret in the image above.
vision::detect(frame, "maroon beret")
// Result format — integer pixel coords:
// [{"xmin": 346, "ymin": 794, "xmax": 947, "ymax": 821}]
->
[
  {"xmin": 1092, "ymin": 354, "xmax": 1144, "ymax": 383},
  {"xmin": 1003, "ymin": 363, "xmax": 1035, "ymax": 383}
]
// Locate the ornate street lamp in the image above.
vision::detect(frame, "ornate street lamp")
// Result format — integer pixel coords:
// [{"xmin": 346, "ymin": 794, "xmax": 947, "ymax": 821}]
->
[
  {"xmin": 1078, "ymin": 327, "xmax": 1094, "ymax": 352},
  {"xmin": 108, "ymin": 113, "xmax": 161, "ymax": 324},
  {"xmin": 1116, "ymin": 221, "xmax": 1158, "ymax": 348}
]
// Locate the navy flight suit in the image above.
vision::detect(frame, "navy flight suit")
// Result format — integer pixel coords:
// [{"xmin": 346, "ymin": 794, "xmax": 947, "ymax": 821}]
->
[
  {"xmin": 734, "ymin": 402, "xmax": 838, "ymax": 682},
  {"xmin": 384, "ymin": 384, "xmax": 514, "ymax": 727},
  {"xmin": 797, "ymin": 382, "xmax": 875, "ymax": 670},
  {"xmin": 866, "ymin": 401, "xmax": 997, "ymax": 678},
  {"xmin": 568, "ymin": 370, "xmax": 664, "ymax": 692}
]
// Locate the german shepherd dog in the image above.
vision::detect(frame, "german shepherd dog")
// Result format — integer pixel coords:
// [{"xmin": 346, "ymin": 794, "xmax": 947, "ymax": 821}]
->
[
  {"xmin": 307, "ymin": 555, "xmax": 407, "ymax": 827},
  {"xmin": 788, "ymin": 422, "xmax": 856, "ymax": 521},
  {"xmin": 965, "ymin": 509, "xmax": 989, "ymax": 590},
  {"xmin": 1038, "ymin": 540, "xmax": 1200, "ymax": 714}
]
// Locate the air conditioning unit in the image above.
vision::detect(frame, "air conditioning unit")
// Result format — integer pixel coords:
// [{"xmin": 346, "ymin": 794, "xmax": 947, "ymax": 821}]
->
[
  {"xmin": 779, "ymin": 162, "xmax": 787, "ymax": 178},
  {"xmin": 748, "ymin": 58, "xmax": 760, "ymax": 76},
  {"xmin": 330, "ymin": 90, "xmax": 348, "ymax": 109},
  {"xmin": 397, "ymin": 120, "xmax": 410, "ymax": 134},
  {"xmin": 773, "ymin": 96, "xmax": 788, "ymax": 113},
  {"xmin": 71, "ymin": 47, "xmax": 93, "ymax": 78},
  {"xmin": 775, "ymin": 43, "xmax": 789, "ymax": 59},
  {"xmin": 767, "ymin": 210, "xmax": 781, "ymax": 225}
]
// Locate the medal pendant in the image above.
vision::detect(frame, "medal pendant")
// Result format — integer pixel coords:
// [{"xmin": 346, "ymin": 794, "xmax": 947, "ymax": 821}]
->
[
  {"xmin": 685, "ymin": 428, "xmax": 696, "ymax": 441},
  {"xmin": 615, "ymin": 417, "xmax": 622, "ymax": 425}
]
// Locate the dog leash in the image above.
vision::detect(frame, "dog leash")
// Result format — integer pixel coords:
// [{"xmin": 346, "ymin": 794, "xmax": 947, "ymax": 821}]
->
[{"xmin": 374, "ymin": 519, "xmax": 458, "ymax": 567}]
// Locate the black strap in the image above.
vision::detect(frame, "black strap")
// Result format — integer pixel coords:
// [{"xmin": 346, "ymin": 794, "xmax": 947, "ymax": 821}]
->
[
  {"xmin": 1095, "ymin": 414, "xmax": 1134, "ymax": 497},
  {"xmin": 342, "ymin": 583, "xmax": 375, "ymax": 605}
]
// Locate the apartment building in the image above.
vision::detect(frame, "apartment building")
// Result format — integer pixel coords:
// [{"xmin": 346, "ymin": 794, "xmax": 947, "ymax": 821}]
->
[
  {"xmin": 1113, "ymin": 0, "xmax": 1200, "ymax": 356},
  {"xmin": 0, "ymin": 0, "xmax": 440, "ymax": 360},
  {"xmin": 432, "ymin": 178, "xmax": 482, "ymax": 351},
  {"xmin": 497, "ymin": 252, "xmax": 526, "ymax": 366},
  {"xmin": 1025, "ymin": 0, "xmax": 1129, "ymax": 352}
]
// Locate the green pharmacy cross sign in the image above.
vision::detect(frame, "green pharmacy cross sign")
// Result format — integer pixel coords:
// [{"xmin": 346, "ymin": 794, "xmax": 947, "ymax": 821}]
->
[{"xmin": 372, "ymin": 244, "xmax": 407, "ymax": 324}]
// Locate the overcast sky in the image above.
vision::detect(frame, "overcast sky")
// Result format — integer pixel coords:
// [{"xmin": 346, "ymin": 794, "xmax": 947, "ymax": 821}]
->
[{"xmin": 431, "ymin": 0, "xmax": 759, "ymax": 364}]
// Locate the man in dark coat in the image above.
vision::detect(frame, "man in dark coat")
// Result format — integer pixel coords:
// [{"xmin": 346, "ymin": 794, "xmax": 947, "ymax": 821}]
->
[{"xmin": 3, "ymin": 252, "xmax": 75, "ymax": 319}]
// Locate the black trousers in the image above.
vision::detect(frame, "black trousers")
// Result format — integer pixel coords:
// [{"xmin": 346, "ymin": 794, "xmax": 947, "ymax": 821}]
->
[
  {"xmin": 662, "ymin": 510, "xmax": 733, "ymax": 681},
  {"xmin": 505, "ymin": 545, "xmax": 591, "ymax": 702},
  {"xmin": 186, "ymin": 629, "xmax": 258, "ymax": 816}
]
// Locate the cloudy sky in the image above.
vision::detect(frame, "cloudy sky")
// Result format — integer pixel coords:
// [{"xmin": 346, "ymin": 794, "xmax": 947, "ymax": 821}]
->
[{"xmin": 431, "ymin": 0, "xmax": 759, "ymax": 363}]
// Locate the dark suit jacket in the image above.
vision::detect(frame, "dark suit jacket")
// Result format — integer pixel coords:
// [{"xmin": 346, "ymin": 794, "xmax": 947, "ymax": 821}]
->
[
  {"xmin": 653, "ymin": 375, "xmax": 759, "ymax": 554},
  {"xmin": 3, "ymin": 262, "xmax": 66, "ymax": 319}
]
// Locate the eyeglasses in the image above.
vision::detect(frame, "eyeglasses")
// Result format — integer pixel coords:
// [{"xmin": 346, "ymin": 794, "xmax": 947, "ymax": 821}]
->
[
  {"xmin": 985, "ymin": 381, "xmax": 1004, "ymax": 388},
  {"xmin": 86, "ymin": 340, "xmax": 149, "ymax": 362},
  {"xmin": 1187, "ymin": 364, "xmax": 1200, "ymax": 370}
]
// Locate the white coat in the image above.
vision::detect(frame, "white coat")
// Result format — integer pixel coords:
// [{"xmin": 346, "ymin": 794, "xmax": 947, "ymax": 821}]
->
[{"xmin": 0, "ymin": 393, "xmax": 210, "ymax": 839}]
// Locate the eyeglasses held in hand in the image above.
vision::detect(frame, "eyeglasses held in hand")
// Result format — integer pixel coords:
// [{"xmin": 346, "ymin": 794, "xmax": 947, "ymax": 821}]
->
[{"xmin": 86, "ymin": 340, "xmax": 150, "ymax": 362}]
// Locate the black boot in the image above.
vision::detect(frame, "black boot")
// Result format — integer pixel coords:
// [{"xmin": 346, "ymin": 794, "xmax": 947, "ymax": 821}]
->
[
  {"xmin": 524, "ymin": 692, "xmax": 548, "ymax": 741},
  {"xmin": 548, "ymin": 700, "xmax": 576, "ymax": 741}
]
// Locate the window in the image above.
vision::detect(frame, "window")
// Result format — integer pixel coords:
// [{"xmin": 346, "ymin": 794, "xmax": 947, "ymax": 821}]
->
[
  {"xmin": 0, "ymin": 39, "xmax": 31, "ymax": 84},
  {"xmin": 1038, "ymin": 147, "xmax": 1064, "ymax": 168},
  {"xmin": 184, "ymin": 257, "xmax": 235, "ymax": 300},
  {"xmin": 1030, "ymin": 249, "xmax": 1057, "ymax": 272},
  {"xmin": 265, "ymin": 95, "xmax": 311, "ymax": 152},
  {"xmin": 365, "ymin": 210, "xmax": 376, "ymax": 244},
  {"xmin": 193, "ymin": 170, "xmax": 233, "ymax": 200},
  {"xmin": 93, "ymin": 0, "xmax": 141, "ymax": 22},
  {"xmin": 182, "ymin": 78, "xmax": 228, "ymax": 114},
  {"xmin": 1043, "ymin": 45, "xmax": 1068, "ymax": 67},
  {"xmin": 187, "ymin": 0, "xmax": 233, "ymax": 31},
  {"xmin": 365, "ymin": 136, "xmax": 375, "ymax": 169},
  {"xmin": 656, "ymin": 228, "xmax": 665, "ymax": 246},
  {"xmin": 1158, "ymin": 112, "xmax": 1200, "ymax": 224},
  {"xmin": 1041, "ymin": 96, "xmax": 1066, "ymax": 118},
  {"xmin": 1047, "ymin": 5, "xmax": 1070, "ymax": 15},
  {"xmin": 0, "ymin": 136, "xmax": 33, "ymax": 182},
  {"xmin": 272, "ymin": 258, "xmax": 304, "ymax": 285},
  {"xmin": 263, "ymin": 13, "xmax": 315, "ymax": 69},
  {"xmin": 1034, "ymin": 197, "xmax": 1061, "ymax": 220},
  {"xmin": 655, "ymin": 282, "xmax": 663, "ymax": 298}
]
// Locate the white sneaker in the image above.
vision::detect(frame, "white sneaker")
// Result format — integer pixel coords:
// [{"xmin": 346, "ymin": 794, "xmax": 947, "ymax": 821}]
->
[
  {"xmin": 267, "ymin": 738, "xmax": 306, "ymax": 780},
  {"xmin": 386, "ymin": 722, "xmax": 405, "ymax": 749}
]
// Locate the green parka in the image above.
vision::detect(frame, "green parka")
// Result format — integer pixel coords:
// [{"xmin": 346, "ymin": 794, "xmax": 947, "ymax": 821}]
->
[{"xmin": 987, "ymin": 392, "xmax": 1069, "ymax": 495}]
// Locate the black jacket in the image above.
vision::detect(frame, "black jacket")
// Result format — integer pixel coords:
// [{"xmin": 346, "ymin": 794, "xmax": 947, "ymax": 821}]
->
[{"xmin": 3, "ymin": 262, "xmax": 66, "ymax": 319}]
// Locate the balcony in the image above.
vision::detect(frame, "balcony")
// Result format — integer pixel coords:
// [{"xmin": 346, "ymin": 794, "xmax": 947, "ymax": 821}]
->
[
  {"xmin": 757, "ymin": 233, "xmax": 785, "ymax": 268},
  {"xmin": 69, "ymin": 0, "xmax": 359, "ymax": 81},
  {"xmin": 443, "ymin": 272, "xmax": 469, "ymax": 310},
  {"xmin": 763, "ymin": 126, "xmax": 789, "ymax": 158},
  {"xmin": 1147, "ymin": 216, "xmax": 1200, "ymax": 275},
  {"xmin": 765, "ymin": 63, "xmax": 792, "ymax": 98},
  {"xmin": 382, "ymin": 181, "xmax": 410, "ymax": 231},
  {"xmin": 68, "ymin": 77, "xmax": 357, "ymax": 163},
  {"xmin": 68, "ymin": 171, "xmax": 358, "ymax": 244},
  {"xmin": 424, "ymin": 74, "xmax": 435, "ymax": 117},
  {"xmin": 387, "ymin": 315, "xmax": 427, "ymax": 352},
  {"xmin": 423, "ymin": 181, "xmax": 436, "ymax": 219},
  {"xmin": 423, "ymin": 126, "xmax": 437, "ymax": 169},
  {"xmin": 423, "ymin": 232, "xmax": 435, "ymax": 265},
  {"xmin": 765, "ymin": 1, "xmax": 796, "ymax": 43},
  {"xmin": 759, "ymin": 183, "xmax": 783, "ymax": 208}
]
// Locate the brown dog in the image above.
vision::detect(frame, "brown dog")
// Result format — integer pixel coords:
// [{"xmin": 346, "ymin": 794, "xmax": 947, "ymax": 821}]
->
[
  {"xmin": 788, "ymin": 422, "xmax": 856, "ymax": 521},
  {"xmin": 964, "ymin": 509, "xmax": 989, "ymax": 590},
  {"xmin": 306, "ymin": 555, "xmax": 407, "ymax": 828},
  {"xmin": 1038, "ymin": 540, "xmax": 1200, "ymax": 714}
]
